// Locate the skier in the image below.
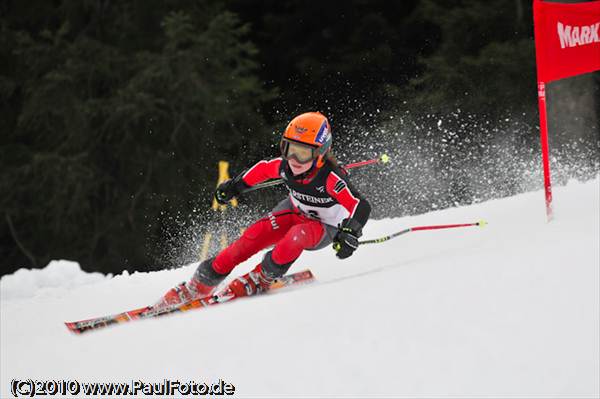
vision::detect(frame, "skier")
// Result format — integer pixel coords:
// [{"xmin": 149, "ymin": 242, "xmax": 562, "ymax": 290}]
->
[{"xmin": 157, "ymin": 112, "xmax": 371, "ymax": 306}]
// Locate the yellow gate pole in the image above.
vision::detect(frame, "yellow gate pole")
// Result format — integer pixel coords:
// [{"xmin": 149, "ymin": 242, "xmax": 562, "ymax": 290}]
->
[{"xmin": 200, "ymin": 161, "xmax": 238, "ymax": 260}]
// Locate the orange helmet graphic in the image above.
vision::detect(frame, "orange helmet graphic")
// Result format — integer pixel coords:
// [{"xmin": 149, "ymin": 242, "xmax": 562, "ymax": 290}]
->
[{"xmin": 281, "ymin": 112, "xmax": 332, "ymax": 168}]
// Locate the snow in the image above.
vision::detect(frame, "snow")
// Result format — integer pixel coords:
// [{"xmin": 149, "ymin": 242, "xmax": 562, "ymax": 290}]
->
[
  {"xmin": 0, "ymin": 260, "xmax": 109, "ymax": 301},
  {"xmin": 1, "ymin": 178, "xmax": 599, "ymax": 398}
]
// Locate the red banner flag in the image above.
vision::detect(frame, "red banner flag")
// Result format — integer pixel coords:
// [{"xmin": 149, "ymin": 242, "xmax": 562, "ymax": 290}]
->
[
  {"xmin": 533, "ymin": 0, "xmax": 600, "ymax": 221},
  {"xmin": 534, "ymin": 0, "xmax": 600, "ymax": 83}
]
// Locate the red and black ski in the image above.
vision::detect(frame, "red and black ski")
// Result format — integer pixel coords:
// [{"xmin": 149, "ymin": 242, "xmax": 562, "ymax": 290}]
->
[{"xmin": 65, "ymin": 269, "xmax": 314, "ymax": 334}]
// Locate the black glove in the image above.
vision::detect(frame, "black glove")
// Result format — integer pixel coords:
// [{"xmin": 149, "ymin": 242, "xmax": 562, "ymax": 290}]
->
[
  {"xmin": 215, "ymin": 175, "xmax": 246, "ymax": 205},
  {"xmin": 333, "ymin": 218, "xmax": 362, "ymax": 259}
]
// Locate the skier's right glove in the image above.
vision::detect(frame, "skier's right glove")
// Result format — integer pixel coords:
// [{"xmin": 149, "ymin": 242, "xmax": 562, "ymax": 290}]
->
[
  {"xmin": 333, "ymin": 218, "xmax": 362, "ymax": 260},
  {"xmin": 215, "ymin": 175, "xmax": 248, "ymax": 205}
]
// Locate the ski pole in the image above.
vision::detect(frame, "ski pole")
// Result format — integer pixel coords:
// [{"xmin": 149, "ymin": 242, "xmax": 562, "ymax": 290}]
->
[
  {"xmin": 343, "ymin": 153, "xmax": 390, "ymax": 171},
  {"xmin": 358, "ymin": 220, "xmax": 488, "ymax": 245},
  {"xmin": 242, "ymin": 153, "xmax": 390, "ymax": 194}
]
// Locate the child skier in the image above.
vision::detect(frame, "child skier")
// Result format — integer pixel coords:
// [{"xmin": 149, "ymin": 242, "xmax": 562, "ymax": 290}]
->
[{"xmin": 158, "ymin": 112, "xmax": 371, "ymax": 306}]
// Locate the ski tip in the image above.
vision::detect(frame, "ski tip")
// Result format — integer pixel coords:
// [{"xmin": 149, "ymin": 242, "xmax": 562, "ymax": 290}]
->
[
  {"xmin": 269, "ymin": 269, "xmax": 315, "ymax": 290},
  {"xmin": 64, "ymin": 322, "xmax": 82, "ymax": 334},
  {"xmin": 296, "ymin": 269, "xmax": 314, "ymax": 279},
  {"xmin": 380, "ymin": 153, "xmax": 390, "ymax": 164},
  {"xmin": 477, "ymin": 219, "xmax": 488, "ymax": 228}
]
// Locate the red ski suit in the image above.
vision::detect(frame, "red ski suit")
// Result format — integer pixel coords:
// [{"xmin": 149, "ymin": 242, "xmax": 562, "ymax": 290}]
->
[{"xmin": 212, "ymin": 158, "xmax": 371, "ymax": 274}]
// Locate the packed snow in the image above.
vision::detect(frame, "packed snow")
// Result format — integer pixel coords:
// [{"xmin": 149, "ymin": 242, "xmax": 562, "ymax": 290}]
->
[{"xmin": 1, "ymin": 177, "xmax": 598, "ymax": 398}]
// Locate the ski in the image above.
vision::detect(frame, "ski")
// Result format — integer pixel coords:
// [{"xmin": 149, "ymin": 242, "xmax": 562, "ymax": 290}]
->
[{"xmin": 65, "ymin": 269, "xmax": 314, "ymax": 334}]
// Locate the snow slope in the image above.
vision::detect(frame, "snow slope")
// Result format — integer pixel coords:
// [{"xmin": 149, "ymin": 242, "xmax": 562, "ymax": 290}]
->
[{"xmin": 1, "ymin": 178, "xmax": 599, "ymax": 398}]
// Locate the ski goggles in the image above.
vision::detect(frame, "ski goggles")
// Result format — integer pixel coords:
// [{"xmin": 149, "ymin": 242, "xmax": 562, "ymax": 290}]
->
[{"xmin": 280, "ymin": 138, "xmax": 319, "ymax": 164}]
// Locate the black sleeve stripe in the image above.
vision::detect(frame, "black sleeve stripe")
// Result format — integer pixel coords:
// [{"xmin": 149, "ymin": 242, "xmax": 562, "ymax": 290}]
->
[{"xmin": 333, "ymin": 180, "xmax": 346, "ymax": 193}]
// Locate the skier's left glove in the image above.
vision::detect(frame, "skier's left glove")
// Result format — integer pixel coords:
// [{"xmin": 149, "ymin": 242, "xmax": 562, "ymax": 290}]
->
[
  {"xmin": 215, "ymin": 174, "xmax": 249, "ymax": 205},
  {"xmin": 333, "ymin": 218, "xmax": 362, "ymax": 259}
]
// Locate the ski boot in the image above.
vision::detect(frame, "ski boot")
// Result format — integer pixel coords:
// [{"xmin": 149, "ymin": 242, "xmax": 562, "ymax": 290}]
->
[
  {"xmin": 228, "ymin": 252, "xmax": 292, "ymax": 298},
  {"xmin": 155, "ymin": 258, "xmax": 227, "ymax": 308}
]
